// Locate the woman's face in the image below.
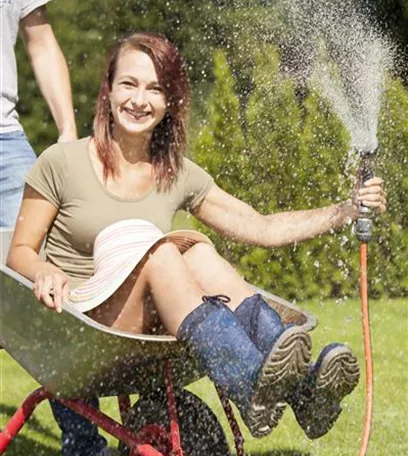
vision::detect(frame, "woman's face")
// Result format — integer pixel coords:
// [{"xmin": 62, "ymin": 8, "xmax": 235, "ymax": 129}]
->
[{"xmin": 110, "ymin": 48, "xmax": 167, "ymax": 138}]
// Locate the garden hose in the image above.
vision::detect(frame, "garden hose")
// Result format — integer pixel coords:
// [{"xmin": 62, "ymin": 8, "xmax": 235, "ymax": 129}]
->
[
  {"xmin": 355, "ymin": 146, "xmax": 377, "ymax": 456},
  {"xmin": 357, "ymin": 242, "xmax": 373, "ymax": 456}
]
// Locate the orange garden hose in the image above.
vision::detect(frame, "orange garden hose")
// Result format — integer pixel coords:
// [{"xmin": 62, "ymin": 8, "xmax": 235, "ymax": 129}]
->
[{"xmin": 357, "ymin": 242, "xmax": 374, "ymax": 456}]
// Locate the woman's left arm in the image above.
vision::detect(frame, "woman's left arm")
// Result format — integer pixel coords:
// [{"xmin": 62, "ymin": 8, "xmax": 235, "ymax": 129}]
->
[{"xmin": 195, "ymin": 178, "xmax": 386, "ymax": 248}]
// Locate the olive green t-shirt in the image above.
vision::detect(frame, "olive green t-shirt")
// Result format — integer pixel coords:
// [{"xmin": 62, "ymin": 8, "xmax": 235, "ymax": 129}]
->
[{"xmin": 25, "ymin": 137, "xmax": 214, "ymax": 288}]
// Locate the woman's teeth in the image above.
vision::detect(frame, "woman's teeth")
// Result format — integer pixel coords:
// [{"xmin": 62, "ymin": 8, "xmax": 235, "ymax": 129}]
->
[{"xmin": 124, "ymin": 109, "xmax": 150, "ymax": 120}]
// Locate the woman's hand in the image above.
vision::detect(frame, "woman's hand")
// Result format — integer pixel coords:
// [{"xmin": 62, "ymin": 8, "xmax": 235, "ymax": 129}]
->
[
  {"xmin": 33, "ymin": 265, "xmax": 69, "ymax": 313},
  {"xmin": 7, "ymin": 186, "xmax": 67, "ymax": 312},
  {"xmin": 350, "ymin": 177, "xmax": 387, "ymax": 218}
]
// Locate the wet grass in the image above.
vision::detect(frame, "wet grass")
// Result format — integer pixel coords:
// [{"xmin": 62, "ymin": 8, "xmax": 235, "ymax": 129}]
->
[{"xmin": 1, "ymin": 298, "xmax": 407, "ymax": 455}]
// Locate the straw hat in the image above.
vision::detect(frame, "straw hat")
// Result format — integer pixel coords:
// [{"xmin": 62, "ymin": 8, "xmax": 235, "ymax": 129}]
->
[{"xmin": 68, "ymin": 219, "xmax": 212, "ymax": 312}]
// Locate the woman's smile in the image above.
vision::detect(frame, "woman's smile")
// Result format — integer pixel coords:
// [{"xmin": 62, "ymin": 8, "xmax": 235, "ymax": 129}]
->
[{"xmin": 121, "ymin": 106, "xmax": 153, "ymax": 122}]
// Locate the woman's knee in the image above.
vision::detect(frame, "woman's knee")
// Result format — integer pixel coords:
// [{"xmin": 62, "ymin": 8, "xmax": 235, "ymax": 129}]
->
[
  {"xmin": 144, "ymin": 241, "xmax": 183, "ymax": 276},
  {"xmin": 183, "ymin": 242, "xmax": 219, "ymax": 266}
]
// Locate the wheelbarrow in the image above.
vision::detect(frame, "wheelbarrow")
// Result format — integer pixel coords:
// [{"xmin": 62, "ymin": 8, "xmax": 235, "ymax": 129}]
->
[{"xmin": 0, "ymin": 227, "xmax": 317, "ymax": 455}]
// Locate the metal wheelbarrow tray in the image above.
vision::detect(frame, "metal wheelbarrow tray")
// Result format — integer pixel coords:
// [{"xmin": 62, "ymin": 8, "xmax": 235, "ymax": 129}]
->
[{"xmin": 0, "ymin": 227, "xmax": 316, "ymax": 455}]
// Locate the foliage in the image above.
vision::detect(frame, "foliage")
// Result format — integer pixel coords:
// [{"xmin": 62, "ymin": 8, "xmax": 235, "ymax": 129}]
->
[
  {"xmin": 192, "ymin": 46, "xmax": 408, "ymax": 300},
  {"xmin": 16, "ymin": 0, "xmax": 222, "ymax": 152},
  {"xmin": 13, "ymin": 1, "xmax": 408, "ymax": 298},
  {"xmin": 373, "ymin": 78, "xmax": 408, "ymax": 296},
  {"xmin": 193, "ymin": 49, "xmax": 249, "ymax": 256}
]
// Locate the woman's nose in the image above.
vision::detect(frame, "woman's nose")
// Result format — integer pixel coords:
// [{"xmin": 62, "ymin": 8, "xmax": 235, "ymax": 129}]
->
[{"xmin": 131, "ymin": 89, "xmax": 147, "ymax": 107}]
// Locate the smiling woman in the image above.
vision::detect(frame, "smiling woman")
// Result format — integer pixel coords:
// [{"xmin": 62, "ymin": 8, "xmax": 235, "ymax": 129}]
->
[
  {"xmin": 6, "ymin": 31, "xmax": 385, "ymax": 455},
  {"xmin": 93, "ymin": 33, "xmax": 191, "ymax": 191}
]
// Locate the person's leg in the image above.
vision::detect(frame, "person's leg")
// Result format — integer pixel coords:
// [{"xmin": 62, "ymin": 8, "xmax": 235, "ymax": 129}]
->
[
  {"xmin": 0, "ymin": 130, "xmax": 36, "ymax": 227},
  {"xmin": 182, "ymin": 243, "xmax": 360, "ymax": 438},
  {"xmin": 49, "ymin": 397, "xmax": 108, "ymax": 456},
  {"xmin": 182, "ymin": 243, "xmax": 328, "ymax": 434},
  {"xmin": 182, "ymin": 242, "xmax": 255, "ymax": 306},
  {"xmin": 88, "ymin": 241, "xmax": 208, "ymax": 335},
  {"xmin": 90, "ymin": 242, "xmax": 311, "ymax": 438},
  {"xmin": 91, "ymin": 241, "xmax": 280, "ymax": 337},
  {"xmin": 183, "ymin": 243, "xmax": 286, "ymax": 353}
]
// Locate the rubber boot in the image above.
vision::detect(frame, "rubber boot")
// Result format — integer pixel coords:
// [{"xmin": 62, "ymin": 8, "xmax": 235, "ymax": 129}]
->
[
  {"xmin": 177, "ymin": 295, "xmax": 311, "ymax": 438},
  {"xmin": 286, "ymin": 343, "xmax": 360, "ymax": 439},
  {"xmin": 234, "ymin": 293, "xmax": 286, "ymax": 356}
]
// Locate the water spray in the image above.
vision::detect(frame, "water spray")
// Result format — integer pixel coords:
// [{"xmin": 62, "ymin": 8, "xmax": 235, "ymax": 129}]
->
[{"xmin": 355, "ymin": 143, "xmax": 379, "ymax": 456}]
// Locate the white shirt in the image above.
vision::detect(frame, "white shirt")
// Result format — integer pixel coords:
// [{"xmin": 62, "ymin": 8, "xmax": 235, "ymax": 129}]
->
[{"xmin": 0, "ymin": 0, "xmax": 50, "ymax": 133}]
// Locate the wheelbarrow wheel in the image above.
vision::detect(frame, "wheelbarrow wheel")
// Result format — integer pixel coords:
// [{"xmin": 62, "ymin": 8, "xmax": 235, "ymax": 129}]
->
[{"xmin": 118, "ymin": 388, "xmax": 231, "ymax": 455}]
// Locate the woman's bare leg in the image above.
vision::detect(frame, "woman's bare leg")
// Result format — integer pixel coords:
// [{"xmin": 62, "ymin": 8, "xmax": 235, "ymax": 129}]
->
[
  {"xmin": 183, "ymin": 242, "xmax": 255, "ymax": 309},
  {"xmin": 88, "ymin": 241, "xmax": 255, "ymax": 334},
  {"xmin": 88, "ymin": 242, "xmax": 207, "ymax": 335}
]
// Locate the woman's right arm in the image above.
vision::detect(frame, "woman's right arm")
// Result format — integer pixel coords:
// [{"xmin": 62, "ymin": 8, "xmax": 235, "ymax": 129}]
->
[{"xmin": 6, "ymin": 185, "xmax": 68, "ymax": 312}]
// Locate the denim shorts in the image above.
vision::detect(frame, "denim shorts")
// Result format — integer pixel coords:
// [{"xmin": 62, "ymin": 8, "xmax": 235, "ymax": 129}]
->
[{"xmin": 0, "ymin": 130, "xmax": 37, "ymax": 227}]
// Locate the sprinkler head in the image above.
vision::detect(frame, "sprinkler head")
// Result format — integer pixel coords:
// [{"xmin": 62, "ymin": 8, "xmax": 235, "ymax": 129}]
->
[
  {"xmin": 355, "ymin": 144, "xmax": 379, "ymax": 159},
  {"xmin": 355, "ymin": 211, "xmax": 373, "ymax": 243},
  {"xmin": 354, "ymin": 143, "xmax": 379, "ymax": 243}
]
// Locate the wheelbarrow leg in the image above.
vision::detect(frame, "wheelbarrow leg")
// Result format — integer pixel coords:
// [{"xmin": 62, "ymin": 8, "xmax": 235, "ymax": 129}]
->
[
  {"xmin": 133, "ymin": 445, "xmax": 164, "ymax": 456},
  {"xmin": 118, "ymin": 394, "xmax": 132, "ymax": 424},
  {"xmin": 216, "ymin": 386, "xmax": 245, "ymax": 456},
  {"xmin": 163, "ymin": 360, "xmax": 183, "ymax": 456},
  {"xmin": 0, "ymin": 387, "xmax": 51, "ymax": 454},
  {"xmin": 0, "ymin": 386, "xmax": 166, "ymax": 456},
  {"xmin": 116, "ymin": 361, "xmax": 183, "ymax": 455}
]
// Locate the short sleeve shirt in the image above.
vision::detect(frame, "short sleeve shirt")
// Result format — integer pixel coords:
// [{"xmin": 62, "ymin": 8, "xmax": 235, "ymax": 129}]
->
[
  {"xmin": 25, "ymin": 137, "xmax": 214, "ymax": 287},
  {"xmin": 1, "ymin": 0, "xmax": 51, "ymax": 132}
]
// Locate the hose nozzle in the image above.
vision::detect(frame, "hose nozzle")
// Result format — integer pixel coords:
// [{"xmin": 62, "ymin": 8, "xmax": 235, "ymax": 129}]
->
[{"xmin": 355, "ymin": 145, "xmax": 379, "ymax": 243}]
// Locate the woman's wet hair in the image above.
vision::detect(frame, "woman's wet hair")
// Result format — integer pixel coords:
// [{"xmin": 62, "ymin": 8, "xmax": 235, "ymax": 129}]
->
[{"xmin": 93, "ymin": 32, "xmax": 191, "ymax": 191}]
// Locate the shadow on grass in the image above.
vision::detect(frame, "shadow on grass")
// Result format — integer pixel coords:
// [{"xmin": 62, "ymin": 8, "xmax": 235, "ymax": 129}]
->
[
  {"xmin": 1, "ymin": 403, "xmax": 60, "ymax": 455},
  {"xmin": 2, "ymin": 434, "xmax": 60, "ymax": 456},
  {"xmin": 245, "ymin": 451, "xmax": 310, "ymax": 456},
  {"xmin": 0, "ymin": 403, "xmax": 58, "ymax": 440}
]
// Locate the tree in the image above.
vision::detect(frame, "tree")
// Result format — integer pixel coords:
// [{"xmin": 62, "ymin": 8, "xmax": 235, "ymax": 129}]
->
[
  {"xmin": 16, "ymin": 0, "xmax": 222, "ymax": 152},
  {"xmin": 193, "ymin": 42, "xmax": 408, "ymax": 300},
  {"xmin": 372, "ymin": 77, "xmax": 408, "ymax": 296},
  {"xmin": 193, "ymin": 49, "xmax": 248, "ymax": 258}
]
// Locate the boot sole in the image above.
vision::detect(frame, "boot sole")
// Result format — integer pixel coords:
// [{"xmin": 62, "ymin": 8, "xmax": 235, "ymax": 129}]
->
[
  {"xmin": 316, "ymin": 346, "xmax": 360, "ymax": 398},
  {"xmin": 301, "ymin": 346, "xmax": 360, "ymax": 439},
  {"xmin": 245, "ymin": 326, "xmax": 312, "ymax": 438}
]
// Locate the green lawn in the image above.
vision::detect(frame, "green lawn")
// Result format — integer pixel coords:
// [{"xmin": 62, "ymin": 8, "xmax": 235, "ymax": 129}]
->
[{"xmin": 1, "ymin": 298, "xmax": 407, "ymax": 455}]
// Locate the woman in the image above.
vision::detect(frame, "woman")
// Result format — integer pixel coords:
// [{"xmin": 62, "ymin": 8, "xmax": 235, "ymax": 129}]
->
[{"xmin": 7, "ymin": 32, "xmax": 385, "ymax": 455}]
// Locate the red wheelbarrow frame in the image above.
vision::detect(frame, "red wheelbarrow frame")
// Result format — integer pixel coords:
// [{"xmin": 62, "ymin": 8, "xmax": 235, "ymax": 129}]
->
[{"xmin": 0, "ymin": 360, "xmax": 245, "ymax": 456}]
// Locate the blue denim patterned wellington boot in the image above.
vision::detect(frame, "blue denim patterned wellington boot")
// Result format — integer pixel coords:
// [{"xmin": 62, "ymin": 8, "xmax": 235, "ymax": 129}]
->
[
  {"xmin": 234, "ymin": 294, "xmax": 286, "ymax": 356},
  {"xmin": 286, "ymin": 343, "xmax": 360, "ymax": 439},
  {"xmin": 233, "ymin": 294, "xmax": 360, "ymax": 439},
  {"xmin": 177, "ymin": 295, "xmax": 312, "ymax": 438}
]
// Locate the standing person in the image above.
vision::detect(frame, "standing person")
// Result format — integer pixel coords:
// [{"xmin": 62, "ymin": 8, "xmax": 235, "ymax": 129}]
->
[
  {"xmin": 7, "ymin": 32, "xmax": 386, "ymax": 454},
  {"xmin": 1, "ymin": 1, "xmax": 77, "ymax": 227}
]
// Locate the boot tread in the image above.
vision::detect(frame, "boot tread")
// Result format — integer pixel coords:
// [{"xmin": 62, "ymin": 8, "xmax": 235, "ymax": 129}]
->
[
  {"xmin": 293, "ymin": 345, "xmax": 360, "ymax": 440},
  {"xmin": 245, "ymin": 326, "xmax": 312, "ymax": 438}
]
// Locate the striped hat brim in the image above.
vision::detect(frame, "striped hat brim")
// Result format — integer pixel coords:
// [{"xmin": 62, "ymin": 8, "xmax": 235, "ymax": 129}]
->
[{"xmin": 68, "ymin": 228, "xmax": 212, "ymax": 313}]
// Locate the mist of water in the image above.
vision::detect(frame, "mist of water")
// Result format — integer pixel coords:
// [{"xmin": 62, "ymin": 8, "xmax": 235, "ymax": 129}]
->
[{"xmin": 277, "ymin": 0, "xmax": 394, "ymax": 154}]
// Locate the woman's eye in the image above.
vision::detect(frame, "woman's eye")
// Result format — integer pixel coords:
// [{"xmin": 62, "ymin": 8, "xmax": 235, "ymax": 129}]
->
[
  {"xmin": 150, "ymin": 86, "xmax": 163, "ymax": 93},
  {"xmin": 120, "ymin": 81, "xmax": 134, "ymax": 87}
]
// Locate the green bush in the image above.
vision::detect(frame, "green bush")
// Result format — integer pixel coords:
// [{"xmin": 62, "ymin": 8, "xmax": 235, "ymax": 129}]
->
[
  {"xmin": 15, "ymin": 2, "xmax": 406, "ymax": 299},
  {"xmin": 193, "ymin": 46, "xmax": 408, "ymax": 300}
]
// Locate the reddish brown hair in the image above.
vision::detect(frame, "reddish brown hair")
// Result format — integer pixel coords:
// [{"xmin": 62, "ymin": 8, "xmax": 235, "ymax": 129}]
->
[{"xmin": 93, "ymin": 32, "xmax": 191, "ymax": 191}]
